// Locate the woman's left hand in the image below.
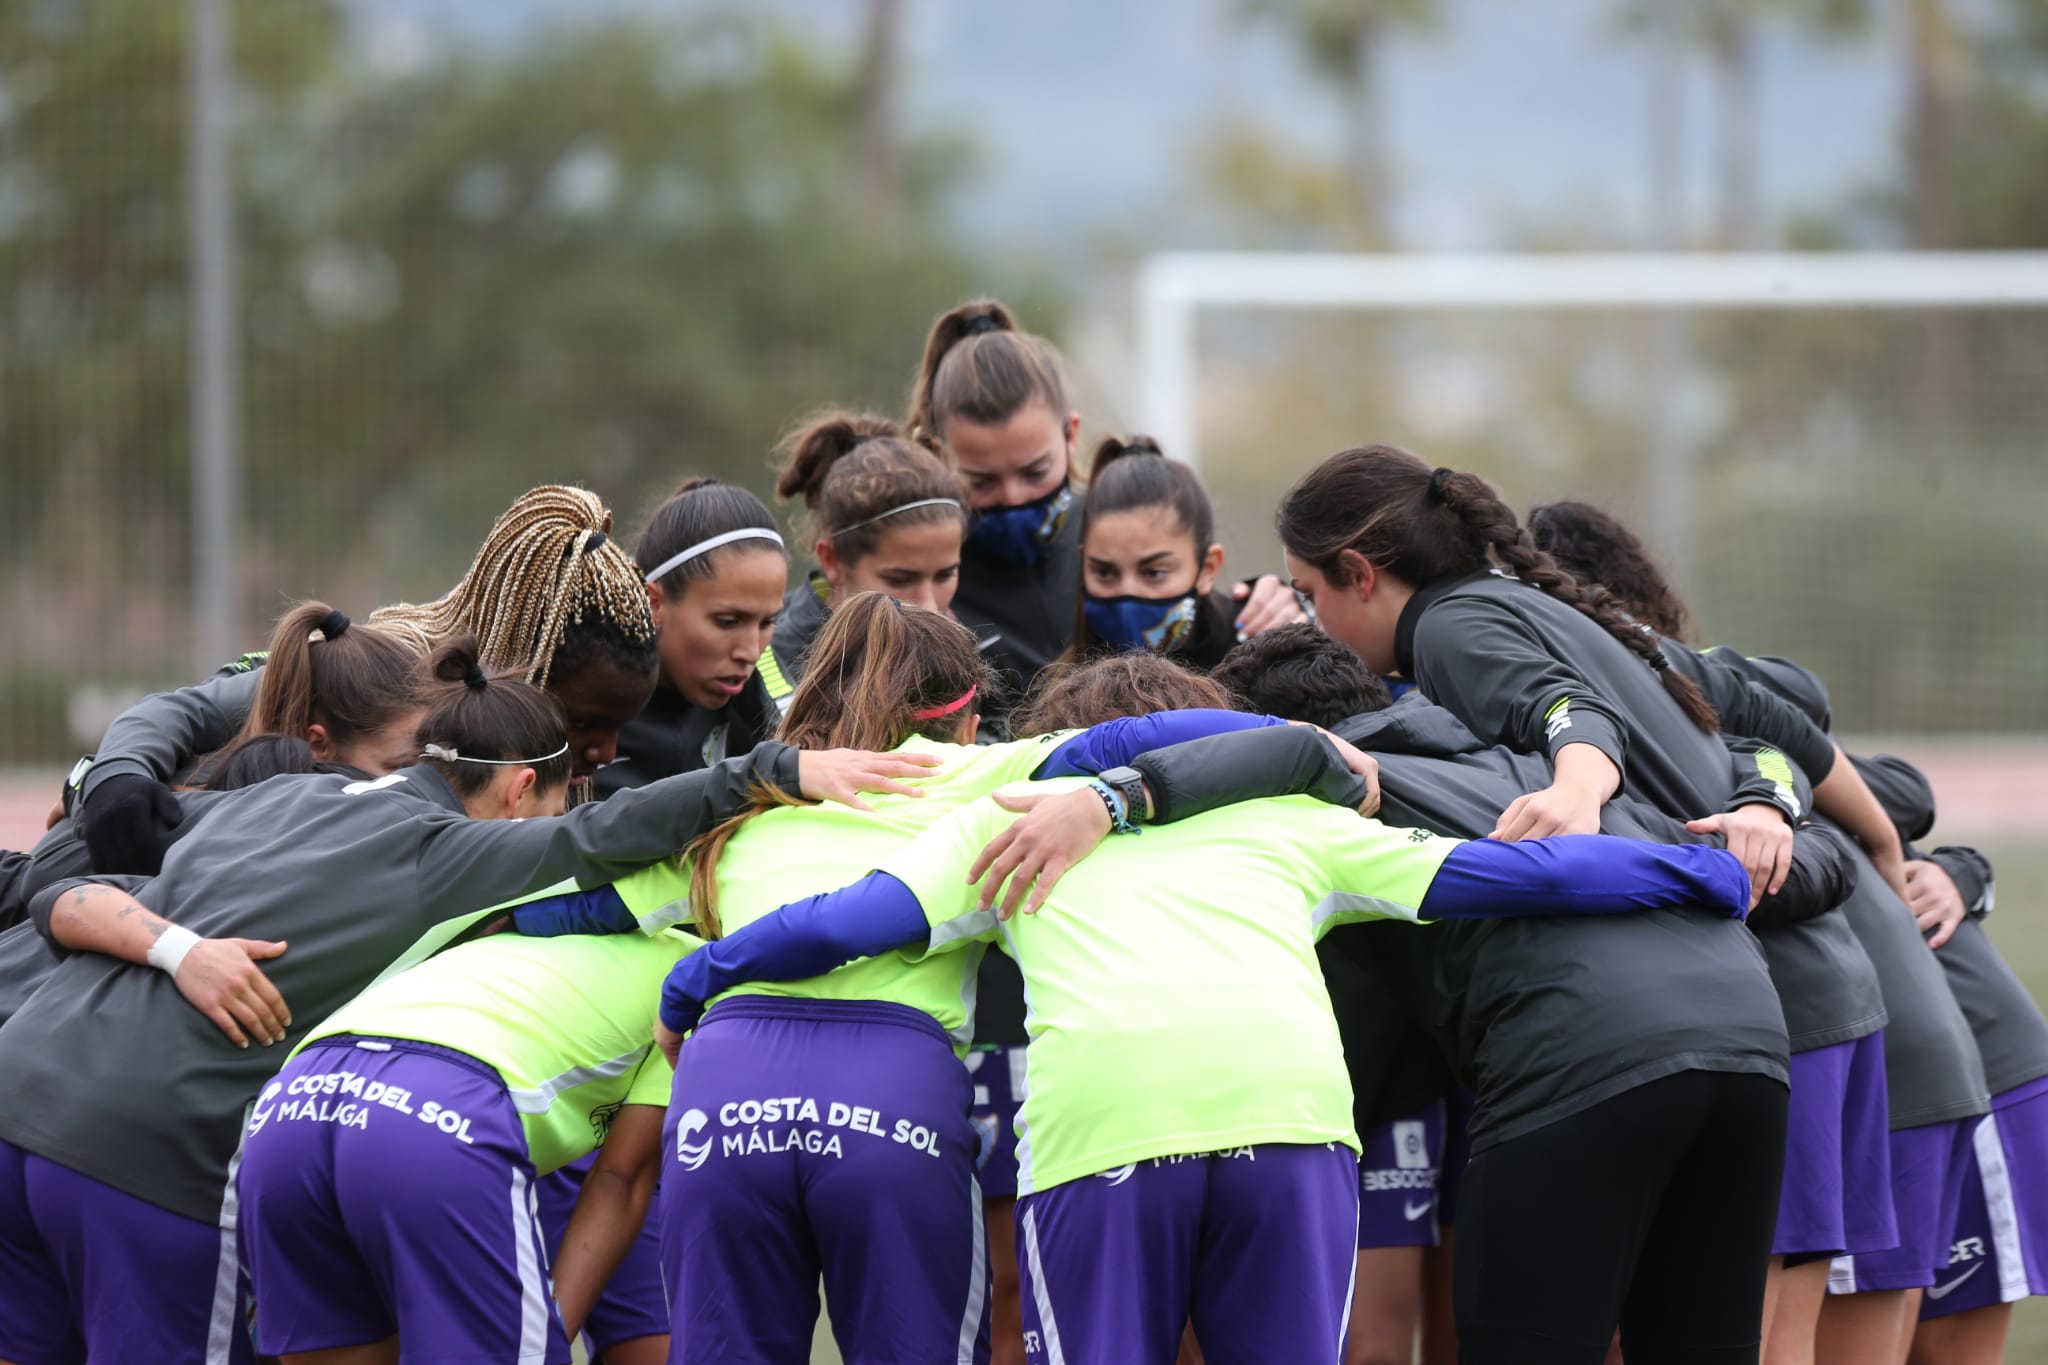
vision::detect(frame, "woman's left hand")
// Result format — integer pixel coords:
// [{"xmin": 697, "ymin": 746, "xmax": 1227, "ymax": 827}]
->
[
  {"xmin": 654, "ymin": 1018, "xmax": 684, "ymax": 1069},
  {"xmin": 968, "ymin": 786, "xmax": 1115, "ymax": 920},
  {"xmin": 1904, "ymin": 859, "xmax": 1969, "ymax": 949},
  {"xmin": 1232, "ymin": 575, "xmax": 1309, "ymax": 638},
  {"xmin": 1686, "ymin": 803, "xmax": 1794, "ymax": 909}
]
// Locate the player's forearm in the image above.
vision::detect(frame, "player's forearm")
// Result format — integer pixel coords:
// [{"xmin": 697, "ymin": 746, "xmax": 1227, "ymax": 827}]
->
[
  {"xmin": 551, "ymin": 1163, "xmax": 658, "ymax": 1338},
  {"xmin": 1813, "ymin": 744, "xmax": 1906, "ymax": 868},
  {"xmin": 1417, "ymin": 836, "xmax": 1749, "ymax": 921},
  {"xmin": 657, "ymin": 873, "xmax": 929, "ymax": 1034},
  {"xmin": 40, "ymin": 881, "xmax": 180, "ymax": 963}
]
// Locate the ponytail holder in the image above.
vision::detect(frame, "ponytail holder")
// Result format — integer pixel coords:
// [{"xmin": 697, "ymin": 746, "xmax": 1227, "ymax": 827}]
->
[
  {"xmin": 462, "ymin": 664, "xmax": 489, "ymax": 689},
  {"xmin": 960, "ymin": 313, "xmax": 1004, "ymax": 337},
  {"xmin": 1427, "ymin": 468, "xmax": 1454, "ymax": 503},
  {"xmin": 582, "ymin": 530, "xmax": 609, "ymax": 553},
  {"xmin": 912, "ymin": 685, "xmax": 977, "ymax": 721},
  {"xmin": 1649, "ymin": 651, "xmax": 1670, "ymax": 672},
  {"xmin": 315, "ymin": 609, "xmax": 350, "ymax": 642}
]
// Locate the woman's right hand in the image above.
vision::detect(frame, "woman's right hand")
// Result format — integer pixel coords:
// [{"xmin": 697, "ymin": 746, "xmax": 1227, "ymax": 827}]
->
[
  {"xmin": 794, "ymin": 748, "xmax": 945, "ymax": 812},
  {"xmin": 174, "ymin": 937, "xmax": 291, "ymax": 1049}
]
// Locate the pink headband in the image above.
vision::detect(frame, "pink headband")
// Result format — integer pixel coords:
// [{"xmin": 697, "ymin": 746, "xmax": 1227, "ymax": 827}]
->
[{"xmin": 912, "ymin": 685, "xmax": 978, "ymax": 721}]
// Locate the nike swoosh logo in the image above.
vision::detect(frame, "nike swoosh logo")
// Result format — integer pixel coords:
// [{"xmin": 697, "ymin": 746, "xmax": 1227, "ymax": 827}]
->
[
  {"xmin": 1403, "ymin": 1199, "xmax": 1433, "ymax": 1221},
  {"xmin": 1927, "ymin": 1263, "xmax": 1985, "ymax": 1300}
]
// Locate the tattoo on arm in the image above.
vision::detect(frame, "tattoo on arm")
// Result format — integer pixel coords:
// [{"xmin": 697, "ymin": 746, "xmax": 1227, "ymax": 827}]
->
[{"xmin": 144, "ymin": 919, "xmax": 171, "ymax": 944}]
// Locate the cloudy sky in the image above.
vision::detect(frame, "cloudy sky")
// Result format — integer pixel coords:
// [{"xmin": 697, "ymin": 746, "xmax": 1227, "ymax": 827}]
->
[{"xmin": 347, "ymin": 0, "xmax": 1906, "ymax": 254}]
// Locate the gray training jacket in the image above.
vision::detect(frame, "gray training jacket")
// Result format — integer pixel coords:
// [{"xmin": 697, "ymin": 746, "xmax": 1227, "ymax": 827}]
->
[
  {"xmin": 0, "ymin": 790, "xmax": 242, "ymax": 1024},
  {"xmin": 67, "ymin": 658, "xmax": 266, "ymax": 811},
  {"xmin": 1396, "ymin": 572, "xmax": 1884, "ymax": 1053},
  {"xmin": 0, "ymin": 743, "xmax": 796, "ymax": 1225},
  {"xmin": 1716, "ymin": 653, "xmax": 1995, "ymax": 1128},
  {"xmin": 1328, "ymin": 694, "xmax": 1809, "ymax": 1153}
]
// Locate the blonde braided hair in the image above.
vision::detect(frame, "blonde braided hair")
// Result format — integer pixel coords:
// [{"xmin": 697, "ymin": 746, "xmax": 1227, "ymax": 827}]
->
[{"xmin": 370, "ymin": 485, "xmax": 656, "ymax": 687}]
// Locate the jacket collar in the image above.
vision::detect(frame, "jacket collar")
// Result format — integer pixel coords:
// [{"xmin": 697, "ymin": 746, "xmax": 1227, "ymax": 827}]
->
[{"xmin": 1392, "ymin": 570, "xmax": 1492, "ymax": 679}]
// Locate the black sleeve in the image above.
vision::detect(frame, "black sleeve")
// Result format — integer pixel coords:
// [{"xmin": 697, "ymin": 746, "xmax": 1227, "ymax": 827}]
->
[
  {"xmin": 1746, "ymin": 824, "xmax": 1859, "ymax": 930},
  {"xmin": 1411, "ymin": 596, "xmax": 1629, "ymax": 774},
  {"xmin": 1927, "ymin": 845, "xmax": 1995, "ymax": 917},
  {"xmin": 1725, "ymin": 738, "xmax": 1813, "ymax": 823},
  {"xmin": 1850, "ymin": 753, "xmax": 1938, "ymax": 845},
  {"xmin": 0, "ymin": 852, "xmax": 30, "ymax": 933},
  {"xmin": 28, "ymin": 874, "xmax": 157, "ymax": 953},
  {"xmin": 74, "ymin": 665, "xmax": 265, "ymax": 804},
  {"xmin": 1128, "ymin": 726, "xmax": 1369, "ymax": 826},
  {"xmin": 413, "ymin": 742, "xmax": 802, "ymax": 923},
  {"xmin": 1667, "ymin": 647, "xmax": 1838, "ymax": 785}
]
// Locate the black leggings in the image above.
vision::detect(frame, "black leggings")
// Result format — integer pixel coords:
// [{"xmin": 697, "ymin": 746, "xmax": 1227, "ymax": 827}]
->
[{"xmin": 1454, "ymin": 1069, "xmax": 1788, "ymax": 1365}]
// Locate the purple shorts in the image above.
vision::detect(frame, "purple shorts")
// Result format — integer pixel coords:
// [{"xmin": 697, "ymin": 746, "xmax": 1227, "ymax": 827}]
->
[
  {"xmin": 535, "ymin": 1152, "xmax": 668, "ymax": 1354},
  {"xmin": 1829, "ymin": 1112, "xmax": 1978, "ymax": 1294},
  {"xmin": 1357, "ymin": 1098, "xmax": 1446, "ymax": 1249},
  {"xmin": 0, "ymin": 1138, "xmax": 254, "ymax": 1365},
  {"xmin": 1776, "ymin": 1031, "xmax": 1897, "ymax": 1259},
  {"xmin": 1439, "ymin": 1087, "xmax": 1474, "ymax": 1228},
  {"xmin": 967, "ymin": 1043, "xmax": 1028, "ymax": 1202},
  {"xmin": 1920, "ymin": 1075, "xmax": 2048, "ymax": 1319},
  {"xmin": 660, "ymin": 996, "xmax": 988, "ymax": 1365},
  {"xmin": 1016, "ymin": 1143, "xmax": 1359, "ymax": 1365},
  {"xmin": 237, "ymin": 1037, "xmax": 570, "ymax": 1363}
]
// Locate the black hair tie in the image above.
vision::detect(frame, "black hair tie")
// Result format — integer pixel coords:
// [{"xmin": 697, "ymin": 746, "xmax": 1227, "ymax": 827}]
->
[
  {"xmin": 1427, "ymin": 467, "xmax": 1454, "ymax": 503},
  {"xmin": 960, "ymin": 313, "xmax": 1004, "ymax": 337},
  {"xmin": 463, "ymin": 663, "xmax": 489, "ymax": 689},
  {"xmin": 318, "ymin": 609, "xmax": 350, "ymax": 641},
  {"xmin": 583, "ymin": 530, "xmax": 609, "ymax": 553},
  {"xmin": 1648, "ymin": 650, "xmax": 1671, "ymax": 673}
]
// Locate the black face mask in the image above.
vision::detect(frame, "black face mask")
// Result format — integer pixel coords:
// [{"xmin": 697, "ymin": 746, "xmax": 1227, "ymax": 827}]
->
[{"xmin": 965, "ymin": 481, "xmax": 1073, "ymax": 570}]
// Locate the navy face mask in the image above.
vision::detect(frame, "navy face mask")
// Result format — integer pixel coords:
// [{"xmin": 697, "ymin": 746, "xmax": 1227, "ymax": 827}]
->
[
  {"xmin": 1084, "ymin": 591, "xmax": 1201, "ymax": 653},
  {"xmin": 966, "ymin": 481, "xmax": 1073, "ymax": 570}
]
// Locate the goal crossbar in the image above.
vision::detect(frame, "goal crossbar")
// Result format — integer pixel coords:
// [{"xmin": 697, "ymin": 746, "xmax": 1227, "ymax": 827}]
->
[{"xmin": 1133, "ymin": 250, "xmax": 2048, "ymax": 469}]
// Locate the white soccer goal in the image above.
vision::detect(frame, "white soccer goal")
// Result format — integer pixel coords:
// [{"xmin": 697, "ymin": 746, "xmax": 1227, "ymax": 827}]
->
[
  {"xmin": 1133, "ymin": 250, "xmax": 2048, "ymax": 473},
  {"xmin": 1125, "ymin": 250, "xmax": 2048, "ymax": 736}
]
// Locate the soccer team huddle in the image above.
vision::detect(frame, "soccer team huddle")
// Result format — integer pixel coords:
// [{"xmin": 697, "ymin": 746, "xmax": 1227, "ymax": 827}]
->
[{"xmin": 0, "ymin": 299, "xmax": 2041, "ymax": 1365}]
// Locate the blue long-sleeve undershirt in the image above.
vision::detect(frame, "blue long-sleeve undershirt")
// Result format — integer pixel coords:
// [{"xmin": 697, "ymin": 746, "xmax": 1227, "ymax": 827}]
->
[
  {"xmin": 1032, "ymin": 709, "xmax": 1282, "ymax": 779},
  {"xmin": 655, "ymin": 834, "xmax": 1750, "ymax": 1035}
]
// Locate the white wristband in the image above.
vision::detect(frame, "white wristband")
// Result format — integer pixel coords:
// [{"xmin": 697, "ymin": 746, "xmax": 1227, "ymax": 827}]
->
[{"xmin": 147, "ymin": 924, "xmax": 202, "ymax": 978}]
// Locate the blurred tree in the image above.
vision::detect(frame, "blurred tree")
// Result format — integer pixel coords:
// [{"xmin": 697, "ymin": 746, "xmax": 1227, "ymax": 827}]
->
[
  {"xmin": 0, "ymin": 4, "xmax": 1050, "ymax": 761},
  {"xmin": 1612, "ymin": 0, "xmax": 1868, "ymax": 247},
  {"xmin": 852, "ymin": 0, "xmax": 906, "ymax": 234},
  {"xmin": 1235, "ymin": 0, "xmax": 1442, "ymax": 243}
]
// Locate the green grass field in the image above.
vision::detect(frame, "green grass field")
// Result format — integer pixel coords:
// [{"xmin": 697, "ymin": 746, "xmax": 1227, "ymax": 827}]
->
[{"xmin": 801, "ymin": 837, "xmax": 2048, "ymax": 1364}]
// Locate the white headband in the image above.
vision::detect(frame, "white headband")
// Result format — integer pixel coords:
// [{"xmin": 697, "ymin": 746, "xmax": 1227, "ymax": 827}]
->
[
  {"xmin": 830, "ymin": 498, "xmax": 965, "ymax": 539},
  {"xmin": 422, "ymin": 742, "xmax": 570, "ymax": 766},
  {"xmin": 642, "ymin": 527, "xmax": 785, "ymax": 585}
]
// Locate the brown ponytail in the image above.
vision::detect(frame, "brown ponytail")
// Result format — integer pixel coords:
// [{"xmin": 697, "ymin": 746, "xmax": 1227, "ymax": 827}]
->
[
  {"xmin": 683, "ymin": 592, "xmax": 989, "ymax": 937},
  {"xmin": 1277, "ymin": 446, "xmax": 1719, "ymax": 734},
  {"xmin": 773, "ymin": 410, "xmax": 965, "ymax": 565},
  {"xmin": 414, "ymin": 636, "xmax": 572, "ymax": 797},
  {"xmin": 907, "ymin": 298, "xmax": 1069, "ymax": 447},
  {"xmin": 237, "ymin": 600, "xmax": 419, "ymax": 750}
]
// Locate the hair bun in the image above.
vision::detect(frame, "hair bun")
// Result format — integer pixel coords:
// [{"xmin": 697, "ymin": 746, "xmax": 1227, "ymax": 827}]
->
[{"xmin": 463, "ymin": 663, "xmax": 489, "ymax": 690}]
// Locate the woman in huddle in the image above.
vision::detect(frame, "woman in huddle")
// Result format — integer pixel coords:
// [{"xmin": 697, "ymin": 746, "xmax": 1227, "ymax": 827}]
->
[{"xmin": 763, "ymin": 410, "xmax": 967, "ymax": 701}]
